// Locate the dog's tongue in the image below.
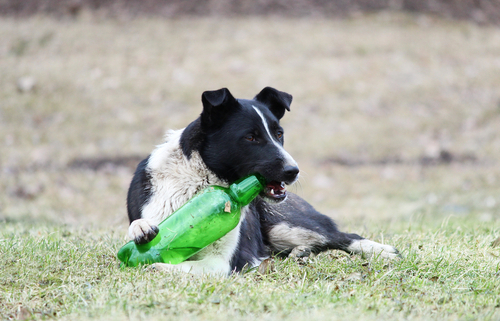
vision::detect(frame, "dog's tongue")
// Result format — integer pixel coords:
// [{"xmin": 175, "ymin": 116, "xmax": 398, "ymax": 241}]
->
[{"xmin": 264, "ymin": 181, "xmax": 287, "ymax": 200}]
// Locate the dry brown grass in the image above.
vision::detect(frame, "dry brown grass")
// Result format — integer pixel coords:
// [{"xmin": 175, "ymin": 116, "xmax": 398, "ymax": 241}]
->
[{"xmin": 1, "ymin": 13, "xmax": 499, "ymax": 232}]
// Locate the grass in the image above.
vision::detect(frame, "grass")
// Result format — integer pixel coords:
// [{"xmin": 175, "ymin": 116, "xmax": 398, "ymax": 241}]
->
[
  {"xmin": 1, "ymin": 12, "xmax": 500, "ymax": 320},
  {"xmin": 2, "ymin": 219, "xmax": 500, "ymax": 320}
]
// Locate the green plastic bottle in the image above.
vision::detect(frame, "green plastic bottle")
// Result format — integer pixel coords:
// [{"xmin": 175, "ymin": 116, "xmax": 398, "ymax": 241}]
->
[{"xmin": 117, "ymin": 175, "xmax": 265, "ymax": 267}]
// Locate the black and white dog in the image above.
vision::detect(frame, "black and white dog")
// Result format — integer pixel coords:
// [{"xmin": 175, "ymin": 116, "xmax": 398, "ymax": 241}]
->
[{"xmin": 126, "ymin": 87, "xmax": 399, "ymax": 274}]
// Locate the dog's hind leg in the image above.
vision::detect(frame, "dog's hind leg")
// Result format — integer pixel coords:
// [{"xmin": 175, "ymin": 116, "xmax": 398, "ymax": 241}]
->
[
  {"xmin": 345, "ymin": 238, "xmax": 401, "ymax": 259},
  {"xmin": 258, "ymin": 194, "xmax": 400, "ymax": 259}
]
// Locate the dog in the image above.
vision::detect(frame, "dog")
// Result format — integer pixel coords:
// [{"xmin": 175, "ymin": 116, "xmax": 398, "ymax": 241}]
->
[{"xmin": 126, "ymin": 87, "xmax": 400, "ymax": 274}]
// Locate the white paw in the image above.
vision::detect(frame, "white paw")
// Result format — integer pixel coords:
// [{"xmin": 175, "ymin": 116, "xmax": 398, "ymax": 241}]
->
[
  {"xmin": 347, "ymin": 239, "xmax": 401, "ymax": 259},
  {"xmin": 128, "ymin": 219, "xmax": 159, "ymax": 244},
  {"xmin": 149, "ymin": 263, "xmax": 175, "ymax": 272}
]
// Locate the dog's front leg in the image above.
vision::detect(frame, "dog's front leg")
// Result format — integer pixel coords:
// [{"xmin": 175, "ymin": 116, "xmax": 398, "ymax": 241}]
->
[
  {"xmin": 149, "ymin": 257, "xmax": 231, "ymax": 275},
  {"xmin": 129, "ymin": 220, "xmax": 240, "ymax": 275},
  {"xmin": 149, "ymin": 262, "xmax": 185, "ymax": 273}
]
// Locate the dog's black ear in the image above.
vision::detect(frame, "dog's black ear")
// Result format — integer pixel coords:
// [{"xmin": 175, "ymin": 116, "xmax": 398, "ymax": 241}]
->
[
  {"xmin": 201, "ymin": 88, "xmax": 239, "ymax": 128},
  {"xmin": 254, "ymin": 87, "xmax": 292, "ymax": 120}
]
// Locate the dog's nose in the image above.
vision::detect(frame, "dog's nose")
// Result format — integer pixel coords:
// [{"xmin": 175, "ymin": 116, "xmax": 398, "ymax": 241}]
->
[{"xmin": 283, "ymin": 165, "xmax": 300, "ymax": 182}]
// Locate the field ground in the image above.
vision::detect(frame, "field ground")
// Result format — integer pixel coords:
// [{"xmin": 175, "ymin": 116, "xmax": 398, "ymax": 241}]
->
[{"xmin": 1, "ymin": 13, "xmax": 500, "ymax": 320}]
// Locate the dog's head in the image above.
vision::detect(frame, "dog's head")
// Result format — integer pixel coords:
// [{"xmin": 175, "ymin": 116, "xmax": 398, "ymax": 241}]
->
[{"xmin": 181, "ymin": 87, "xmax": 299, "ymax": 202}]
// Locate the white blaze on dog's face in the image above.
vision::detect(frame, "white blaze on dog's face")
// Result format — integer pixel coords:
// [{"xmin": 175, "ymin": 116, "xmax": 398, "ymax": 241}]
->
[
  {"xmin": 250, "ymin": 105, "xmax": 299, "ymax": 201},
  {"xmin": 252, "ymin": 105, "xmax": 298, "ymax": 173}
]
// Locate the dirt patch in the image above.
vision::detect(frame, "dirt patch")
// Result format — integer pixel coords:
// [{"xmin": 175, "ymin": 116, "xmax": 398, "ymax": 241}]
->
[
  {"xmin": 67, "ymin": 155, "xmax": 144, "ymax": 171},
  {"xmin": 1, "ymin": 0, "xmax": 500, "ymax": 24}
]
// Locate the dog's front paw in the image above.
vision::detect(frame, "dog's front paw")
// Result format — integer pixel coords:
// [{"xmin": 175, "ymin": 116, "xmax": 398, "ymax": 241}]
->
[
  {"xmin": 347, "ymin": 239, "xmax": 401, "ymax": 260},
  {"xmin": 128, "ymin": 219, "xmax": 159, "ymax": 244},
  {"xmin": 148, "ymin": 263, "xmax": 174, "ymax": 272}
]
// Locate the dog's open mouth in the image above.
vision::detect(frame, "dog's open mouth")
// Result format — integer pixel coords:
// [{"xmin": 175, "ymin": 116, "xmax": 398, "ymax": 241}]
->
[{"xmin": 263, "ymin": 181, "xmax": 287, "ymax": 201}]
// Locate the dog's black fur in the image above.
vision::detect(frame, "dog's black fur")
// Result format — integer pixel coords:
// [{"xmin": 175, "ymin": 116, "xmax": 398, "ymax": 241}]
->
[{"xmin": 126, "ymin": 87, "xmax": 399, "ymax": 274}]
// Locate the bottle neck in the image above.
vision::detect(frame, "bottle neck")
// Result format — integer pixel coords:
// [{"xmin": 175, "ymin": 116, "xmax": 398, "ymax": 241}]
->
[{"xmin": 229, "ymin": 175, "xmax": 266, "ymax": 206}]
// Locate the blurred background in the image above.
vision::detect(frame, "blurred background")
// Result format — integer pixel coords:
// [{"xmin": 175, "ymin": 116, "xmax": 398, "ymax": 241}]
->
[{"xmin": 1, "ymin": 0, "xmax": 500, "ymax": 235}]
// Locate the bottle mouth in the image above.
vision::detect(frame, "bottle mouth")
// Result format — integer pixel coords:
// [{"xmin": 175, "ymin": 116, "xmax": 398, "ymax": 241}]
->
[{"xmin": 229, "ymin": 175, "xmax": 266, "ymax": 206}]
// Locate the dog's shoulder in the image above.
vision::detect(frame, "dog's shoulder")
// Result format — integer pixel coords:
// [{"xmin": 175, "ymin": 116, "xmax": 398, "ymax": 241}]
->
[
  {"xmin": 128, "ymin": 128, "xmax": 226, "ymax": 224},
  {"xmin": 126, "ymin": 156, "xmax": 152, "ymax": 222}
]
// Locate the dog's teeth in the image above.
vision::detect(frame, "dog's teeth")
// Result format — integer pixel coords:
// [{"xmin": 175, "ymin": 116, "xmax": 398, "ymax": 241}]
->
[{"xmin": 270, "ymin": 189, "xmax": 275, "ymax": 195}]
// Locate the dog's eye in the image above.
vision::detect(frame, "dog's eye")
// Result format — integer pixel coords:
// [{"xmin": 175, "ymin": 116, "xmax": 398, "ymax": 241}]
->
[
  {"xmin": 245, "ymin": 134, "xmax": 256, "ymax": 142},
  {"xmin": 277, "ymin": 131, "xmax": 283, "ymax": 139}
]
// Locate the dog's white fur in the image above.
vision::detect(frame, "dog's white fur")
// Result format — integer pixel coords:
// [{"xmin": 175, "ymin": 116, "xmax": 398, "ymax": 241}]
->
[
  {"xmin": 267, "ymin": 223, "xmax": 328, "ymax": 252},
  {"xmin": 347, "ymin": 239, "xmax": 400, "ymax": 259},
  {"xmin": 252, "ymin": 106, "xmax": 298, "ymax": 169},
  {"xmin": 128, "ymin": 129, "xmax": 248, "ymax": 275}
]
